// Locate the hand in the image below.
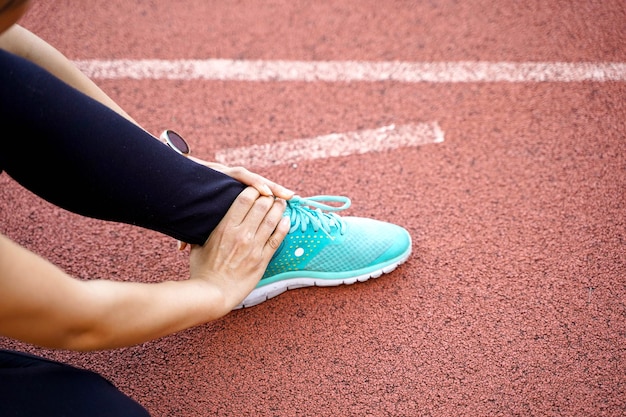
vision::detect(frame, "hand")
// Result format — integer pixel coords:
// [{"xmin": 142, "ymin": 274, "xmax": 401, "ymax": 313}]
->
[
  {"xmin": 190, "ymin": 156, "xmax": 295, "ymax": 200},
  {"xmin": 187, "ymin": 187, "xmax": 289, "ymax": 313},
  {"xmin": 176, "ymin": 158, "xmax": 294, "ymax": 251}
]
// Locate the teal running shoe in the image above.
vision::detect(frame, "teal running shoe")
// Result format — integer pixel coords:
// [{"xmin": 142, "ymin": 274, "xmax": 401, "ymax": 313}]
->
[{"xmin": 234, "ymin": 195, "xmax": 412, "ymax": 308}]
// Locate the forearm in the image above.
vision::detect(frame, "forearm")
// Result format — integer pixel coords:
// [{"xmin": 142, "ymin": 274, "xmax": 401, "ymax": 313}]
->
[
  {"xmin": 71, "ymin": 279, "xmax": 225, "ymax": 351},
  {"xmin": 0, "ymin": 24, "xmax": 136, "ymax": 124},
  {"xmin": 0, "ymin": 234, "xmax": 228, "ymax": 351}
]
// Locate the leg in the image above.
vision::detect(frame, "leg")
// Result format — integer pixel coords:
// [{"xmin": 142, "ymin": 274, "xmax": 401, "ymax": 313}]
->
[
  {"xmin": 0, "ymin": 49, "xmax": 246, "ymax": 245},
  {"xmin": 0, "ymin": 349, "xmax": 151, "ymax": 417}
]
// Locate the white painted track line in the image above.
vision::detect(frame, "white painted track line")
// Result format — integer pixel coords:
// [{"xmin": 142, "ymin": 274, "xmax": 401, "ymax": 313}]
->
[
  {"xmin": 214, "ymin": 123, "xmax": 444, "ymax": 168},
  {"xmin": 74, "ymin": 59, "xmax": 626, "ymax": 82}
]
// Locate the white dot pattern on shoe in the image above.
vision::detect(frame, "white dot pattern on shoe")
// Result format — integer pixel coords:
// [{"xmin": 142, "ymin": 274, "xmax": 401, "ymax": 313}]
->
[{"xmin": 262, "ymin": 233, "xmax": 327, "ymax": 278}]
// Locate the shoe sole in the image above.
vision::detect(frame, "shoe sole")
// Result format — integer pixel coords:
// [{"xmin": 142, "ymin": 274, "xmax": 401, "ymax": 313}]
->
[{"xmin": 233, "ymin": 245, "xmax": 412, "ymax": 309}]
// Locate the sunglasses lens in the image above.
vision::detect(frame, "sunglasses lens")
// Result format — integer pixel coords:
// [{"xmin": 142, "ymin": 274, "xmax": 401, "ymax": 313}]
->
[{"xmin": 167, "ymin": 131, "xmax": 190, "ymax": 154}]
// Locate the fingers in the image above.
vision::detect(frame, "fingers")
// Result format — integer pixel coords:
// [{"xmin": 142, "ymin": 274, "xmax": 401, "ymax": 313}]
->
[
  {"xmin": 266, "ymin": 216, "xmax": 290, "ymax": 253},
  {"xmin": 253, "ymin": 197, "xmax": 288, "ymax": 248},
  {"xmin": 187, "ymin": 187, "xmax": 289, "ymax": 311},
  {"xmin": 265, "ymin": 181, "xmax": 295, "ymax": 201},
  {"xmin": 189, "ymin": 157, "xmax": 295, "ymax": 200},
  {"xmin": 207, "ymin": 162, "xmax": 295, "ymax": 200},
  {"xmin": 224, "ymin": 166, "xmax": 293, "ymax": 198},
  {"xmin": 240, "ymin": 169, "xmax": 294, "ymax": 200},
  {"xmin": 178, "ymin": 185, "xmax": 289, "ymax": 252},
  {"xmin": 218, "ymin": 186, "xmax": 287, "ymax": 247},
  {"xmin": 231, "ymin": 189, "xmax": 289, "ymax": 266},
  {"xmin": 250, "ymin": 173, "xmax": 295, "ymax": 200},
  {"xmin": 236, "ymin": 190, "xmax": 287, "ymax": 247},
  {"xmin": 220, "ymin": 186, "xmax": 263, "ymax": 227}
]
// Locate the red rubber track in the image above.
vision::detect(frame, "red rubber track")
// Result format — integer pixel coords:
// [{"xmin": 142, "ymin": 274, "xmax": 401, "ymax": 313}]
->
[{"xmin": 1, "ymin": 1, "xmax": 625, "ymax": 416}]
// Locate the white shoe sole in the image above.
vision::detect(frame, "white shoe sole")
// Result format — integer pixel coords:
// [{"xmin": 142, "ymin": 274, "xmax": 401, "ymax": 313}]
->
[{"xmin": 233, "ymin": 246, "xmax": 412, "ymax": 309}]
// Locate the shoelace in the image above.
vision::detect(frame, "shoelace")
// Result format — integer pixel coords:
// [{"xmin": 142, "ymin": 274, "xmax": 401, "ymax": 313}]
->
[{"xmin": 286, "ymin": 195, "xmax": 351, "ymax": 237}]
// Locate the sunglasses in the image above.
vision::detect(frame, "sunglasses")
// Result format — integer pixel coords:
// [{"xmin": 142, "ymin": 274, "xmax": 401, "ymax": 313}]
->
[{"xmin": 160, "ymin": 130, "xmax": 191, "ymax": 156}]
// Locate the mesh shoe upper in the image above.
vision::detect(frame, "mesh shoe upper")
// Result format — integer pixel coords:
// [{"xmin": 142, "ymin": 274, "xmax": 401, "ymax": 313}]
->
[{"xmin": 260, "ymin": 195, "xmax": 412, "ymax": 283}]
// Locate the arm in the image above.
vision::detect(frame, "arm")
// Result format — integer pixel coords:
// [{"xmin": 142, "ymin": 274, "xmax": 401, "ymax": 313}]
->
[{"xmin": 0, "ymin": 188, "xmax": 289, "ymax": 351}]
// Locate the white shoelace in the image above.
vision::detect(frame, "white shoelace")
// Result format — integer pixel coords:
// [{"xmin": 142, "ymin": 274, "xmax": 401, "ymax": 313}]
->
[{"xmin": 286, "ymin": 195, "xmax": 351, "ymax": 237}]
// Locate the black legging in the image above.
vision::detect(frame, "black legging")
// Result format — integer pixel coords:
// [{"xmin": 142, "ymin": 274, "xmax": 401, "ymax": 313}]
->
[
  {"xmin": 0, "ymin": 49, "xmax": 249, "ymax": 415},
  {"xmin": 0, "ymin": 349, "xmax": 150, "ymax": 417},
  {"xmin": 0, "ymin": 48, "xmax": 246, "ymax": 245}
]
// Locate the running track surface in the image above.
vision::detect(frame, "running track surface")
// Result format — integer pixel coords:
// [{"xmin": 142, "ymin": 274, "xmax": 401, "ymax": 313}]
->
[{"xmin": 1, "ymin": 1, "xmax": 625, "ymax": 416}]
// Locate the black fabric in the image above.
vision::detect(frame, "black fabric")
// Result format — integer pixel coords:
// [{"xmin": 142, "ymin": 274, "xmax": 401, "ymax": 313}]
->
[
  {"xmin": 0, "ymin": 49, "xmax": 246, "ymax": 244},
  {"xmin": 0, "ymin": 349, "xmax": 151, "ymax": 417}
]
